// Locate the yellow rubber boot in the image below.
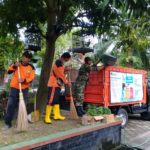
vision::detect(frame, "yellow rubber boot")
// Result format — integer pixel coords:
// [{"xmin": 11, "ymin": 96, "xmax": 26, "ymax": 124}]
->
[
  {"xmin": 44, "ymin": 105, "xmax": 52, "ymax": 124},
  {"xmin": 53, "ymin": 104, "xmax": 65, "ymax": 120}
]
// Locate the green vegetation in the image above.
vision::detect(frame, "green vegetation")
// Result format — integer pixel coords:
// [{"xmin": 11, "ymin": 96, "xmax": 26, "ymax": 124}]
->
[
  {"xmin": 114, "ymin": 16, "xmax": 150, "ymax": 69},
  {"xmin": 86, "ymin": 105, "xmax": 111, "ymax": 116},
  {"xmin": 0, "ymin": 36, "xmax": 23, "ymax": 84}
]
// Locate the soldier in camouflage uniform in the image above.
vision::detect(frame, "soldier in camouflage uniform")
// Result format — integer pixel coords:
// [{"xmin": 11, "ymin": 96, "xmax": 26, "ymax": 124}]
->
[{"xmin": 74, "ymin": 57, "xmax": 92, "ymax": 117}]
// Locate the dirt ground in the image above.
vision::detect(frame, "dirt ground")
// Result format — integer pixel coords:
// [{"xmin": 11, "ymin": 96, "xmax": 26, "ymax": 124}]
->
[{"xmin": 0, "ymin": 111, "xmax": 82, "ymax": 147}]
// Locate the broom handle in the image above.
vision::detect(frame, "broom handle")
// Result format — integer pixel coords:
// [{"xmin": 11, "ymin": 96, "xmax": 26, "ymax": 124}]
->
[
  {"xmin": 17, "ymin": 58, "xmax": 22, "ymax": 93},
  {"xmin": 68, "ymin": 72, "xmax": 73, "ymax": 100},
  {"xmin": 34, "ymin": 93, "xmax": 36, "ymax": 111},
  {"xmin": 34, "ymin": 92, "xmax": 36, "ymax": 121}
]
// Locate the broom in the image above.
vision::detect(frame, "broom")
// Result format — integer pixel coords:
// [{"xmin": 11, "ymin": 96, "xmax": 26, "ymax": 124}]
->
[
  {"xmin": 16, "ymin": 59, "xmax": 28, "ymax": 132},
  {"xmin": 68, "ymin": 72, "xmax": 78, "ymax": 120}
]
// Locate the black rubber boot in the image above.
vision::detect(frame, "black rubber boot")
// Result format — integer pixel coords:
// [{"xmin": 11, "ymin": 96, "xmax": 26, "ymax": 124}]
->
[{"xmin": 76, "ymin": 106, "xmax": 85, "ymax": 117}]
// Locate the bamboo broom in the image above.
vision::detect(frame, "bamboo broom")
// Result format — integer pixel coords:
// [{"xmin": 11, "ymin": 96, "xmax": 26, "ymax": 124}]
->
[
  {"xmin": 68, "ymin": 72, "xmax": 78, "ymax": 120},
  {"xmin": 16, "ymin": 59, "xmax": 28, "ymax": 132}
]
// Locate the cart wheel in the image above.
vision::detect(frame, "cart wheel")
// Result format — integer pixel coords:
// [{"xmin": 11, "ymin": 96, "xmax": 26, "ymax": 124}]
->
[{"xmin": 117, "ymin": 108, "xmax": 128, "ymax": 128}]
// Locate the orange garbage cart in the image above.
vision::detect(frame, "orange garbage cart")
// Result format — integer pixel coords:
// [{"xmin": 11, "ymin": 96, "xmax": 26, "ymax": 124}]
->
[{"xmin": 84, "ymin": 66, "xmax": 148, "ymax": 127}]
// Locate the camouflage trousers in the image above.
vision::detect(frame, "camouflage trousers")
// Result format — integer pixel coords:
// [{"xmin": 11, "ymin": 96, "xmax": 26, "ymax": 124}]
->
[{"xmin": 74, "ymin": 81, "xmax": 87, "ymax": 107}]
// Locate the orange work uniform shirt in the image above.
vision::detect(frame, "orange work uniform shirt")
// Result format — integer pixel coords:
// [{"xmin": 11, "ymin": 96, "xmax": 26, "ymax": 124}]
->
[
  {"xmin": 48, "ymin": 59, "xmax": 68, "ymax": 87},
  {"xmin": 8, "ymin": 63, "xmax": 35, "ymax": 89}
]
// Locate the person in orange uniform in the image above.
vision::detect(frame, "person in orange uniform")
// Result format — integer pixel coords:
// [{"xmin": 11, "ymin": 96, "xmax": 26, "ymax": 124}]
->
[
  {"xmin": 4, "ymin": 51, "xmax": 35, "ymax": 129},
  {"xmin": 45, "ymin": 52, "xmax": 71, "ymax": 124}
]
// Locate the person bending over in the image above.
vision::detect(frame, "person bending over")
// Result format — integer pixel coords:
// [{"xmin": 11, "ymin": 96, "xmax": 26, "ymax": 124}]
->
[{"xmin": 45, "ymin": 52, "xmax": 71, "ymax": 124}]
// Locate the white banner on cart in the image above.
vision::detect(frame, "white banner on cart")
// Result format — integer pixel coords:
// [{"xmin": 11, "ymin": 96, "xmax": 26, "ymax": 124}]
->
[{"xmin": 110, "ymin": 71, "xmax": 143, "ymax": 103}]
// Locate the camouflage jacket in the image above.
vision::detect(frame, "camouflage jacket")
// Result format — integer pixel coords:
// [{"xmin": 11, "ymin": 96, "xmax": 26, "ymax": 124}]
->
[{"xmin": 76, "ymin": 64, "xmax": 91, "ymax": 82}]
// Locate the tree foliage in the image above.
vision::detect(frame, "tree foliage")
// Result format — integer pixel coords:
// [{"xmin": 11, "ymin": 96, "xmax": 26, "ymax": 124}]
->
[
  {"xmin": 1, "ymin": 0, "xmax": 149, "ymax": 37},
  {"xmin": 114, "ymin": 16, "xmax": 150, "ymax": 69},
  {"xmin": 0, "ymin": 35, "xmax": 23, "ymax": 84},
  {"xmin": 0, "ymin": 36, "xmax": 23, "ymax": 67}
]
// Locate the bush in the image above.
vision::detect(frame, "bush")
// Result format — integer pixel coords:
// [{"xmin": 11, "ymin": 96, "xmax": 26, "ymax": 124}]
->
[
  {"xmin": 0, "ymin": 90, "xmax": 8, "ymax": 99},
  {"xmin": 0, "ymin": 90, "xmax": 8, "ymax": 118}
]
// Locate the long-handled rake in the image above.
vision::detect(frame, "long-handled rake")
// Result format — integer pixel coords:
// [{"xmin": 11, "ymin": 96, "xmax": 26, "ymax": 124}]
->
[{"xmin": 16, "ymin": 59, "xmax": 28, "ymax": 132}]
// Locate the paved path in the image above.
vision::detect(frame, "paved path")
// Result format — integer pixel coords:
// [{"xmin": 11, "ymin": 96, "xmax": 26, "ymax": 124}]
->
[{"xmin": 122, "ymin": 115, "xmax": 150, "ymax": 150}]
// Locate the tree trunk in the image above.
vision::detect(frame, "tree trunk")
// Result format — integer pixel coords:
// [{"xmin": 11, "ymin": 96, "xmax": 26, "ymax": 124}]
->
[
  {"xmin": 36, "ymin": 6, "xmax": 58, "ymax": 113},
  {"xmin": 36, "ymin": 38, "xmax": 56, "ymax": 113},
  {"xmin": 36, "ymin": 2, "xmax": 61, "ymax": 114}
]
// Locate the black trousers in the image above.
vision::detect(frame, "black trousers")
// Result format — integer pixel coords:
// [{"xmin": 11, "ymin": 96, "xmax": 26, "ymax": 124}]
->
[
  {"xmin": 5, "ymin": 88, "xmax": 28, "ymax": 126},
  {"xmin": 47, "ymin": 87, "xmax": 61, "ymax": 105}
]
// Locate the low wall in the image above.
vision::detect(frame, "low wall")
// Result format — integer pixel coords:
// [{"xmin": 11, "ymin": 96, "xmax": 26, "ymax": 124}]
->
[{"xmin": 2, "ymin": 121, "xmax": 121, "ymax": 150}]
